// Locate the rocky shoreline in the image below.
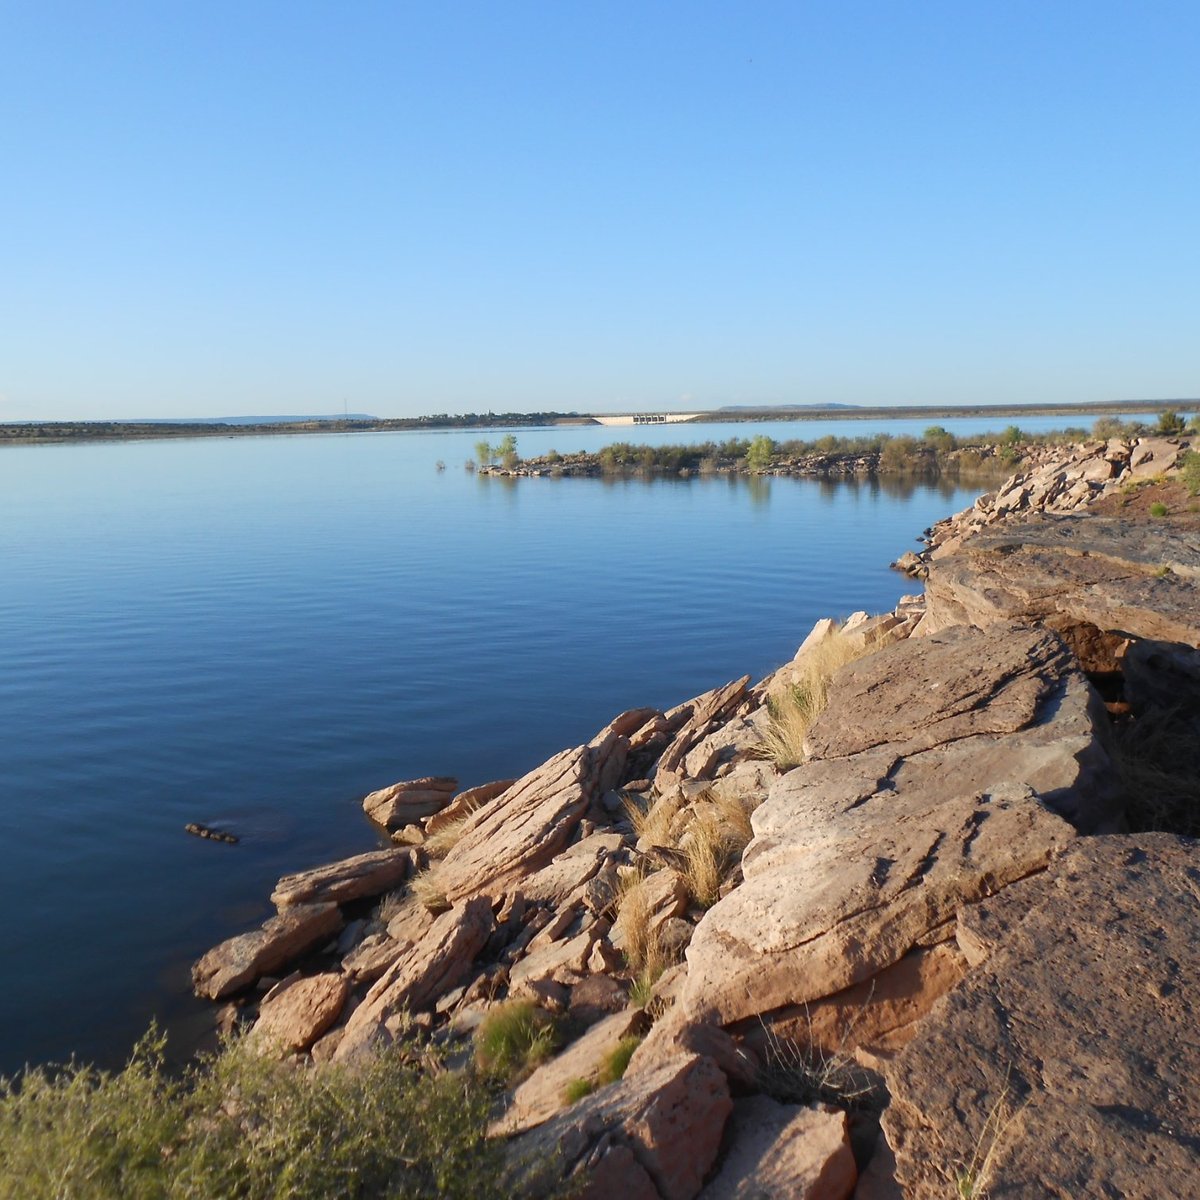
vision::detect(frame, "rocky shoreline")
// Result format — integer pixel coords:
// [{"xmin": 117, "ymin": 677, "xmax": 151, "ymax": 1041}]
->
[{"xmin": 191, "ymin": 433, "xmax": 1199, "ymax": 1198}]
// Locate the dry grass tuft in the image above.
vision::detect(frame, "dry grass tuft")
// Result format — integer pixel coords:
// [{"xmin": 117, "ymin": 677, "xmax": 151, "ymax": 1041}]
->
[
  {"xmin": 756, "ymin": 1004, "xmax": 884, "ymax": 1112},
  {"xmin": 953, "ymin": 1075, "xmax": 1027, "ymax": 1199},
  {"xmin": 409, "ymin": 867, "xmax": 451, "ymax": 913},
  {"xmin": 624, "ymin": 791, "xmax": 678, "ymax": 847},
  {"xmin": 679, "ymin": 813, "xmax": 725, "ymax": 908},
  {"xmin": 613, "ymin": 869, "xmax": 679, "ymax": 1009},
  {"xmin": 760, "ymin": 629, "xmax": 873, "ymax": 769},
  {"xmin": 424, "ymin": 815, "xmax": 470, "ymax": 859},
  {"xmin": 378, "ymin": 888, "xmax": 408, "ymax": 922},
  {"xmin": 613, "ymin": 869, "xmax": 657, "ymax": 975}
]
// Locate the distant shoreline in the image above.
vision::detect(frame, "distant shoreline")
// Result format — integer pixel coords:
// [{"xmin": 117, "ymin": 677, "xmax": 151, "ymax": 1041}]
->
[{"xmin": 0, "ymin": 399, "xmax": 1193, "ymax": 446}]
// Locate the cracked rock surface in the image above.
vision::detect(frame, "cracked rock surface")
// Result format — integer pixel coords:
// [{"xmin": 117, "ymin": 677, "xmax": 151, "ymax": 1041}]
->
[
  {"xmin": 919, "ymin": 513, "xmax": 1200, "ymax": 645},
  {"xmin": 682, "ymin": 623, "xmax": 1115, "ymax": 1034}
]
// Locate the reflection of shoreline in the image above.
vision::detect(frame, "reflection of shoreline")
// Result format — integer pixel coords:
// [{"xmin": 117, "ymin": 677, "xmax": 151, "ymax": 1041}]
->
[
  {"xmin": 478, "ymin": 447, "xmax": 1013, "ymax": 493},
  {"xmin": 478, "ymin": 462, "xmax": 1006, "ymax": 502}
]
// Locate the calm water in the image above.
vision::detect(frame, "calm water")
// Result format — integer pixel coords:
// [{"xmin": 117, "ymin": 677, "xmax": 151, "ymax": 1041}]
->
[{"xmin": 0, "ymin": 414, "xmax": 1155, "ymax": 1075}]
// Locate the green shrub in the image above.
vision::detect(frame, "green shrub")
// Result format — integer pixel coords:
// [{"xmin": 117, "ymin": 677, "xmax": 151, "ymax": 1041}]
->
[
  {"xmin": 744, "ymin": 434, "xmax": 775, "ymax": 473},
  {"xmin": 879, "ymin": 435, "xmax": 920, "ymax": 472},
  {"xmin": 923, "ymin": 425, "xmax": 957, "ymax": 452},
  {"xmin": 1149, "ymin": 501, "xmax": 1168, "ymax": 517},
  {"xmin": 1182, "ymin": 451, "xmax": 1200, "ymax": 496},
  {"xmin": 562, "ymin": 1077, "xmax": 595, "ymax": 1104},
  {"xmin": 0, "ymin": 1030, "xmax": 510, "ymax": 1200},
  {"xmin": 473, "ymin": 1002, "xmax": 559, "ymax": 1080},
  {"xmin": 1157, "ymin": 410, "xmax": 1186, "ymax": 435},
  {"xmin": 496, "ymin": 434, "xmax": 519, "ymax": 470}
]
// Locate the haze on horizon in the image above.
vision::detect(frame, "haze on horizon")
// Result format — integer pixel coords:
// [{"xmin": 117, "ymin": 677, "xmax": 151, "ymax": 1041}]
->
[{"xmin": 2, "ymin": 2, "xmax": 1197, "ymax": 423}]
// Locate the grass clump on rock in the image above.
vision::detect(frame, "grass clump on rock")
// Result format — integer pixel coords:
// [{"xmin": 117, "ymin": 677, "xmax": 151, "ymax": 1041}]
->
[
  {"xmin": 600, "ymin": 1036, "xmax": 642, "ymax": 1084},
  {"xmin": 613, "ymin": 868, "xmax": 677, "ymax": 1005},
  {"xmin": 473, "ymin": 1001, "xmax": 560, "ymax": 1082},
  {"xmin": 0, "ymin": 1028, "xmax": 508, "ymax": 1200},
  {"xmin": 760, "ymin": 629, "xmax": 872, "ymax": 769}
]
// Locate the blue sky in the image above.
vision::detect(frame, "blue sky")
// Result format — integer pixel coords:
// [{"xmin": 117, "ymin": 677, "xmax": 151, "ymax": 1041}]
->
[{"xmin": 2, "ymin": 2, "xmax": 1198, "ymax": 419}]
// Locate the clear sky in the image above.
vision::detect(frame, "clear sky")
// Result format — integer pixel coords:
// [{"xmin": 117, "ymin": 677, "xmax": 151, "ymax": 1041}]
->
[{"xmin": 2, "ymin": 2, "xmax": 1198, "ymax": 420}]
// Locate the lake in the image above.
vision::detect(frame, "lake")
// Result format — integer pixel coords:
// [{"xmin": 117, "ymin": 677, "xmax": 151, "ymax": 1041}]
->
[{"xmin": 0, "ymin": 413, "xmax": 1160, "ymax": 1075}]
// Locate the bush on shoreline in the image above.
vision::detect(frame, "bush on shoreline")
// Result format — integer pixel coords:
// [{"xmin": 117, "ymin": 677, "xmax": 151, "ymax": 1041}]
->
[{"xmin": 0, "ymin": 1030, "xmax": 512, "ymax": 1200}]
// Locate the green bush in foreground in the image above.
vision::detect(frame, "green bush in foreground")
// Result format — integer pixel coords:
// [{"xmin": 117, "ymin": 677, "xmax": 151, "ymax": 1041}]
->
[
  {"xmin": 1182, "ymin": 451, "xmax": 1200, "ymax": 496},
  {"xmin": 0, "ymin": 1030, "xmax": 510, "ymax": 1200}
]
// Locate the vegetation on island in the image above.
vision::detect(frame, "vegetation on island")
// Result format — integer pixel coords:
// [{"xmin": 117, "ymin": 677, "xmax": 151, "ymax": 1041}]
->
[{"xmin": 480, "ymin": 415, "xmax": 1194, "ymax": 481}]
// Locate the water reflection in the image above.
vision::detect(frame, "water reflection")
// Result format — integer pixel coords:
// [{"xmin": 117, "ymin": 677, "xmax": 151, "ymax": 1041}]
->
[{"xmin": 745, "ymin": 475, "xmax": 771, "ymax": 506}]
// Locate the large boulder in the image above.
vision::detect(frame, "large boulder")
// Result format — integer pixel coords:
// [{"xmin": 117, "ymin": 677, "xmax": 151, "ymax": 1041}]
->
[
  {"xmin": 884, "ymin": 834, "xmax": 1200, "ymax": 1197},
  {"xmin": 682, "ymin": 623, "xmax": 1117, "ymax": 1033},
  {"xmin": 804, "ymin": 623, "xmax": 1078, "ymax": 761},
  {"xmin": 683, "ymin": 768, "xmax": 1072, "ymax": 1030},
  {"xmin": 425, "ymin": 778, "xmax": 516, "ymax": 836},
  {"xmin": 697, "ymin": 1096, "xmax": 856, "ymax": 1200},
  {"xmin": 519, "ymin": 833, "xmax": 628, "ymax": 907},
  {"xmin": 192, "ymin": 902, "xmax": 343, "ymax": 1000},
  {"xmin": 492, "ymin": 1008, "xmax": 648, "ymax": 1135},
  {"xmin": 654, "ymin": 677, "xmax": 751, "ymax": 794},
  {"xmin": 250, "ymin": 972, "xmax": 348, "ymax": 1055}
]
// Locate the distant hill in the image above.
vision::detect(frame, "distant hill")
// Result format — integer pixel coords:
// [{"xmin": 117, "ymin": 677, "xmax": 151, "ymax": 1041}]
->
[{"xmin": 715, "ymin": 403, "xmax": 861, "ymax": 411}]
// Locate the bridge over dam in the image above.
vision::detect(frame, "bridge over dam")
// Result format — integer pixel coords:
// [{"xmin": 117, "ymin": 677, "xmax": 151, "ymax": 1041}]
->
[{"xmin": 589, "ymin": 412, "xmax": 701, "ymax": 427}]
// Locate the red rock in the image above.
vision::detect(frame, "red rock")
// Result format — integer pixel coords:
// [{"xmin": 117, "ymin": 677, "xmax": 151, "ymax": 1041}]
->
[
  {"xmin": 508, "ymin": 1053, "xmax": 732, "ymax": 1200},
  {"xmin": 192, "ymin": 902, "xmax": 343, "ymax": 1000},
  {"xmin": 270, "ymin": 848, "xmax": 416, "ymax": 908},
  {"xmin": 362, "ymin": 776, "xmax": 457, "ymax": 829},
  {"xmin": 697, "ymin": 1097, "xmax": 856, "ymax": 1200},
  {"xmin": 251, "ymin": 972, "xmax": 348, "ymax": 1054},
  {"xmin": 333, "ymin": 896, "xmax": 493, "ymax": 1060}
]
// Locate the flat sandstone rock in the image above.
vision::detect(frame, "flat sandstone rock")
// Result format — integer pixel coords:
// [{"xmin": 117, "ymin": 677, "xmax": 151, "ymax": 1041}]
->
[{"xmin": 884, "ymin": 834, "xmax": 1200, "ymax": 1198}]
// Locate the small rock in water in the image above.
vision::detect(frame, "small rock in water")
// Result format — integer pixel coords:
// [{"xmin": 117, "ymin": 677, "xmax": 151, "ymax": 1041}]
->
[{"xmin": 185, "ymin": 822, "xmax": 239, "ymax": 844}]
